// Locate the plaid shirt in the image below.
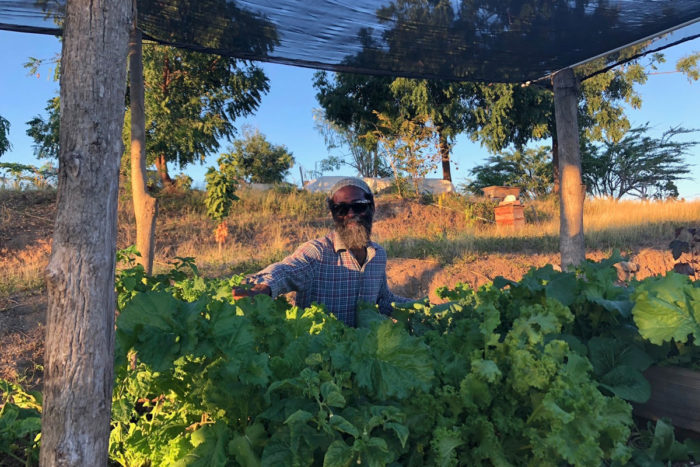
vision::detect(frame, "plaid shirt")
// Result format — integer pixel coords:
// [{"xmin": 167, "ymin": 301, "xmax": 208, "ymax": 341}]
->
[{"xmin": 249, "ymin": 232, "xmax": 410, "ymax": 326}]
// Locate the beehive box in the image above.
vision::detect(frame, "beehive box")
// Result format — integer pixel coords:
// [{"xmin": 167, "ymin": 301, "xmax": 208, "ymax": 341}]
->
[
  {"xmin": 634, "ymin": 366, "xmax": 700, "ymax": 434},
  {"xmin": 482, "ymin": 185, "xmax": 521, "ymax": 201},
  {"xmin": 495, "ymin": 204, "xmax": 525, "ymax": 227}
]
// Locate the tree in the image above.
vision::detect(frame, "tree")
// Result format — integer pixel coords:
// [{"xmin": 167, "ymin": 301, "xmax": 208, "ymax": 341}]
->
[
  {"xmin": 581, "ymin": 125, "xmax": 696, "ymax": 200},
  {"xmin": 0, "ymin": 115, "xmax": 10, "ymax": 156},
  {"xmin": 26, "ymin": 97, "xmax": 60, "ymax": 159},
  {"xmin": 128, "ymin": 15, "xmax": 158, "ymax": 274},
  {"xmin": 26, "ymin": 46, "xmax": 271, "ymax": 187},
  {"xmin": 220, "ymin": 127, "xmax": 294, "ymax": 183},
  {"xmin": 40, "ymin": 0, "xmax": 130, "ymax": 464},
  {"xmin": 131, "ymin": 46, "xmax": 269, "ymax": 186},
  {"xmin": 468, "ymin": 146, "xmax": 553, "ymax": 199},
  {"xmin": 369, "ymin": 111, "xmax": 439, "ymax": 197},
  {"xmin": 390, "ymin": 78, "xmax": 474, "ymax": 181},
  {"xmin": 313, "ymin": 72, "xmax": 470, "ymax": 182},
  {"xmin": 313, "ymin": 108, "xmax": 390, "ymax": 178}
]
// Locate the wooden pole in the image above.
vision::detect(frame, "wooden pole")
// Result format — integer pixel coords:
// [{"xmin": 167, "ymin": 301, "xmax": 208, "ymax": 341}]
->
[
  {"xmin": 552, "ymin": 68, "xmax": 585, "ymax": 269},
  {"xmin": 129, "ymin": 2, "xmax": 158, "ymax": 274},
  {"xmin": 40, "ymin": 0, "xmax": 131, "ymax": 463}
]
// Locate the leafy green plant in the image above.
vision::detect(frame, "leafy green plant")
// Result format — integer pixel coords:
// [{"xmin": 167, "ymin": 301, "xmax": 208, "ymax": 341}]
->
[
  {"xmin": 6, "ymin": 255, "xmax": 700, "ymax": 466},
  {"xmin": 204, "ymin": 165, "xmax": 239, "ymax": 222},
  {"xmin": 632, "ymin": 272, "xmax": 700, "ymax": 346},
  {"xmin": 0, "ymin": 380, "xmax": 42, "ymax": 465}
]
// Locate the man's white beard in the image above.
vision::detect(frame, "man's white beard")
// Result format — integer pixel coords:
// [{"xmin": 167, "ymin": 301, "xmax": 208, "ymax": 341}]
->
[{"xmin": 336, "ymin": 219, "xmax": 371, "ymax": 250}]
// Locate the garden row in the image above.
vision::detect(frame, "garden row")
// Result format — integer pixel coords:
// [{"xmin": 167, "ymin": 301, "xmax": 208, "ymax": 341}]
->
[{"xmin": 1, "ymin": 252, "xmax": 699, "ymax": 466}]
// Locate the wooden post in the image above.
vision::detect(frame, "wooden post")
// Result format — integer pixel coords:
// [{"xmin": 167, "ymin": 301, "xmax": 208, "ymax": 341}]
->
[
  {"xmin": 40, "ymin": 0, "xmax": 131, "ymax": 464},
  {"xmin": 129, "ymin": 3, "xmax": 158, "ymax": 274},
  {"xmin": 553, "ymin": 68, "xmax": 585, "ymax": 269}
]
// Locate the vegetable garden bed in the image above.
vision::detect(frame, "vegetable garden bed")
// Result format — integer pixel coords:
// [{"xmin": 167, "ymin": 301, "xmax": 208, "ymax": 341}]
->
[{"xmin": 2, "ymin": 252, "xmax": 699, "ymax": 466}]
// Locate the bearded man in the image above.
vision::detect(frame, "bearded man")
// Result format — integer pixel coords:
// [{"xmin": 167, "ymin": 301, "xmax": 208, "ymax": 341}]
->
[{"xmin": 232, "ymin": 177, "xmax": 411, "ymax": 326}]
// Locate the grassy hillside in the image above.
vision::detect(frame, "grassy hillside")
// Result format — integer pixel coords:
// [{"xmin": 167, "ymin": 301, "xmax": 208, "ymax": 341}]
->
[{"xmin": 2, "ymin": 186, "xmax": 700, "ymax": 301}]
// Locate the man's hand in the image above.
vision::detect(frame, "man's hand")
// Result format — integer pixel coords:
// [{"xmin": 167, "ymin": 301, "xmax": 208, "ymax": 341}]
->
[{"xmin": 232, "ymin": 283, "xmax": 272, "ymax": 300}]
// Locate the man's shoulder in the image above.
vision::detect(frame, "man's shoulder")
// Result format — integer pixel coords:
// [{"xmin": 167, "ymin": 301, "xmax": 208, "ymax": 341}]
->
[
  {"xmin": 369, "ymin": 241, "xmax": 387, "ymax": 260},
  {"xmin": 293, "ymin": 234, "xmax": 334, "ymax": 258}
]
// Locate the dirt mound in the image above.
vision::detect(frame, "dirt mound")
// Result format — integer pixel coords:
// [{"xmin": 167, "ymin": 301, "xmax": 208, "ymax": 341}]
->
[{"xmin": 386, "ymin": 248, "xmax": 678, "ymax": 304}]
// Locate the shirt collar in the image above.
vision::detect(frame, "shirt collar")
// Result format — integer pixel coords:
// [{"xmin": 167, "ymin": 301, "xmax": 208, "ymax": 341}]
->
[{"xmin": 331, "ymin": 231, "xmax": 376, "ymax": 255}]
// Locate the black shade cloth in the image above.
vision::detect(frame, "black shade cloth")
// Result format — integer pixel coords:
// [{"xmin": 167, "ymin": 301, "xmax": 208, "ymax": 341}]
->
[{"xmin": 1, "ymin": 0, "xmax": 699, "ymax": 83}]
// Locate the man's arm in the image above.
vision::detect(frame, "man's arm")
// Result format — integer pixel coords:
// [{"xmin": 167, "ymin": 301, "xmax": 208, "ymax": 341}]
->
[
  {"xmin": 376, "ymin": 274, "xmax": 414, "ymax": 316},
  {"xmin": 232, "ymin": 282, "xmax": 271, "ymax": 299},
  {"xmin": 232, "ymin": 241, "xmax": 321, "ymax": 300}
]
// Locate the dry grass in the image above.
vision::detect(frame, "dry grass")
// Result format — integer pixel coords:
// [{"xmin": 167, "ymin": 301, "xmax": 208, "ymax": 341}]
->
[
  {"xmin": 2, "ymin": 188, "xmax": 699, "ymax": 298},
  {"xmin": 379, "ymin": 196, "xmax": 700, "ymax": 262}
]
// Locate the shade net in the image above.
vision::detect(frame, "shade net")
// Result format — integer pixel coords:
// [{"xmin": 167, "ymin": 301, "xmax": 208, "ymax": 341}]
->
[{"xmin": 1, "ymin": 0, "xmax": 699, "ymax": 83}]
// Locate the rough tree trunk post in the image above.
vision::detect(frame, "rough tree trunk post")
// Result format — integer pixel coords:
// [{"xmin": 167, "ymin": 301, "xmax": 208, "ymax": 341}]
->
[
  {"xmin": 553, "ymin": 68, "xmax": 586, "ymax": 269},
  {"xmin": 40, "ymin": 0, "xmax": 131, "ymax": 464},
  {"xmin": 129, "ymin": 13, "xmax": 159, "ymax": 274},
  {"xmin": 155, "ymin": 153, "xmax": 173, "ymax": 187},
  {"xmin": 551, "ymin": 138, "xmax": 560, "ymax": 195},
  {"xmin": 438, "ymin": 130, "xmax": 452, "ymax": 182}
]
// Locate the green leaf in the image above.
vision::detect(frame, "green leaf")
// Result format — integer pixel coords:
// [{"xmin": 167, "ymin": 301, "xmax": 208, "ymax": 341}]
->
[
  {"xmin": 284, "ymin": 409, "xmax": 314, "ymax": 426},
  {"xmin": 431, "ymin": 427, "xmax": 464, "ymax": 467},
  {"xmin": 384, "ymin": 421, "xmax": 409, "ymax": 448},
  {"xmin": 115, "ymin": 292, "xmax": 203, "ymax": 371},
  {"xmin": 229, "ymin": 423, "xmax": 266, "ymax": 467},
  {"xmin": 598, "ymin": 365, "xmax": 651, "ymax": 403},
  {"xmin": 321, "ymin": 381, "xmax": 346, "ymax": 408},
  {"xmin": 329, "ymin": 415, "xmax": 359, "ymax": 437},
  {"xmin": 471, "ymin": 359, "xmax": 501, "ymax": 383},
  {"xmin": 175, "ymin": 422, "xmax": 231, "ymax": 467},
  {"xmin": 587, "ymin": 337, "xmax": 653, "ymax": 376},
  {"xmin": 323, "ymin": 440, "xmax": 354, "ymax": 467},
  {"xmin": 632, "ymin": 273, "xmax": 700, "ymax": 345},
  {"xmin": 349, "ymin": 321, "xmax": 434, "ymax": 400},
  {"xmin": 545, "ymin": 273, "xmax": 578, "ymax": 306}
]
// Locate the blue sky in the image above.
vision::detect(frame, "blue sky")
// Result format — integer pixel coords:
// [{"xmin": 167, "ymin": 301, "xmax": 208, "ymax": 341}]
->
[{"xmin": 1, "ymin": 30, "xmax": 698, "ymax": 198}]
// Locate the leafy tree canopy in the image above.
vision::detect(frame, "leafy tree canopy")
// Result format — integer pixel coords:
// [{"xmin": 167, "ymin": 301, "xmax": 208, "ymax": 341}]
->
[
  {"xmin": 313, "ymin": 71, "xmax": 473, "ymax": 181},
  {"xmin": 467, "ymin": 146, "xmax": 554, "ymax": 200},
  {"xmin": 0, "ymin": 116, "xmax": 10, "ymax": 157},
  {"xmin": 313, "ymin": 108, "xmax": 391, "ymax": 178},
  {"xmin": 137, "ymin": 45, "xmax": 269, "ymax": 175},
  {"xmin": 25, "ymin": 45, "xmax": 270, "ymax": 183},
  {"xmin": 581, "ymin": 124, "xmax": 697, "ymax": 200},
  {"xmin": 26, "ymin": 97, "xmax": 60, "ymax": 159},
  {"xmin": 220, "ymin": 127, "xmax": 294, "ymax": 184},
  {"xmin": 369, "ymin": 112, "xmax": 439, "ymax": 196},
  {"xmin": 313, "ymin": 71, "xmax": 395, "ymax": 152}
]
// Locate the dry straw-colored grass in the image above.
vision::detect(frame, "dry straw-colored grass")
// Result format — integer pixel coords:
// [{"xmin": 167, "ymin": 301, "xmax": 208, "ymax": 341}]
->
[{"xmin": 2, "ymin": 187, "xmax": 699, "ymax": 299}]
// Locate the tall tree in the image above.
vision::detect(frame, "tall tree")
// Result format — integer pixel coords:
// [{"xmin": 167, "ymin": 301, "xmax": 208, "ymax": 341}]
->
[
  {"xmin": 27, "ymin": 47, "xmax": 271, "ymax": 188},
  {"xmin": 313, "ymin": 71, "xmax": 395, "ymax": 152},
  {"xmin": 129, "ymin": 8, "xmax": 158, "ymax": 274},
  {"xmin": 581, "ymin": 125, "xmax": 696, "ymax": 200},
  {"xmin": 390, "ymin": 78, "xmax": 473, "ymax": 181},
  {"xmin": 0, "ymin": 116, "xmax": 10, "ymax": 156},
  {"xmin": 221, "ymin": 127, "xmax": 295, "ymax": 183},
  {"xmin": 461, "ymin": 56, "xmax": 651, "ymax": 194},
  {"xmin": 26, "ymin": 97, "xmax": 61, "ymax": 159},
  {"xmin": 370, "ymin": 111, "xmax": 440, "ymax": 196},
  {"xmin": 313, "ymin": 71, "xmax": 470, "ymax": 182},
  {"xmin": 136, "ymin": 45, "xmax": 270, "ymax": 186},
  {"xmin": 40, "ymin": 0, "xmax": 130, "ymax": 463},
  {"xmin": 313, "ymin": 108, "xmax": 391, "ymax": 178},
  {"xmin": 468, "ymin": 146, "xmax": 553, "ymax": 199}
]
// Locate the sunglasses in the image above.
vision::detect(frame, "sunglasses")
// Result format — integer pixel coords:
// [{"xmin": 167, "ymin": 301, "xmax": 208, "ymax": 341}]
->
[{"xmin": 330, "ymin": 200, "xmax": 372, "ymax": 216}]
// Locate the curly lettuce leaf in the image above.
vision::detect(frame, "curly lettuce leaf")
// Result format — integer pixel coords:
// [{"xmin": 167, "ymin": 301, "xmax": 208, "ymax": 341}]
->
[{"xmin": 632, "ymin": 273, "xmax": 700, "ymax": 345}]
